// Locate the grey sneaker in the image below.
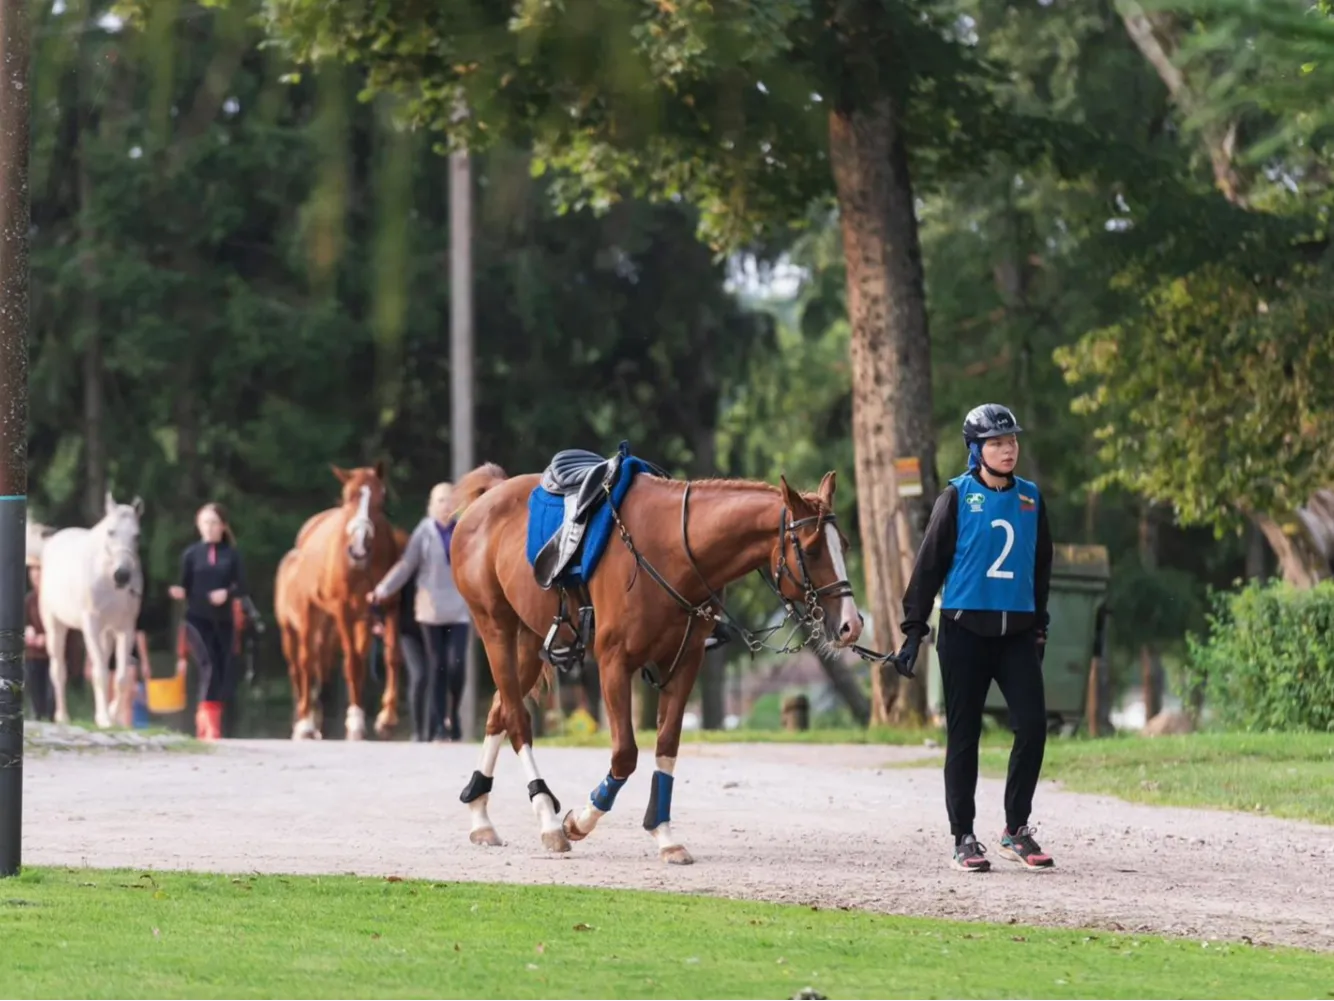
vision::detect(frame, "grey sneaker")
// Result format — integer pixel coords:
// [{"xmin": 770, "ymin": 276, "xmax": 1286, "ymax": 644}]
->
[{"xmin": 950, "ymin": 833, "xmax": 991, "ymax": 873}]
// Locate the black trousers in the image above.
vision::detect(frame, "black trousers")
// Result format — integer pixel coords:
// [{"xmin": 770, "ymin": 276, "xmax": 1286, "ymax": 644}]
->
[
  {"xmin": 938, "ymin": 615, "xmax": 1047, "ymax": 837},
  {"xmin": 424, "ymin": 624, "xmax": 469, "ymax": 740},
  {"xmin": 399, "ymin": 632, "xmax": 431, "ymax": 742},
  {"xmin": 24, "ymin": 657, "xmax": 53, "ymax": 722},
  {"xmin": 185, "ymin": 613, "xmax": 236, "ymax": 705}
]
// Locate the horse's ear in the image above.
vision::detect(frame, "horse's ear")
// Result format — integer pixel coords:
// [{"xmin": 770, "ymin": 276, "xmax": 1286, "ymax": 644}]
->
[
  {"xmin": 104, "ymin": 490, "xmax": 116, "ymax": 516},
  {"xmin": 818, "ymin": 471, "xmax": 837, "ymax": 506},
  {"xmin": 331, "ymin": 464, "xmax": 351, "ymax": 484},
  {"xmin": 374, "ymin": 458, "xmax": 388, "ymax": 481},
  {"xmin": 132, "ymin": 496, "xmax": 145, "ymax": 518},
  {"xmin": 779, "ymin": 474, "xmax": 806, "ymax": 513}
]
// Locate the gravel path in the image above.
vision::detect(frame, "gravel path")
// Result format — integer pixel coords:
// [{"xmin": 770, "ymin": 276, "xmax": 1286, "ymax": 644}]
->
[{"xmin": 21, "ymin": 738, "xmax": 1334, "ymax": 951}]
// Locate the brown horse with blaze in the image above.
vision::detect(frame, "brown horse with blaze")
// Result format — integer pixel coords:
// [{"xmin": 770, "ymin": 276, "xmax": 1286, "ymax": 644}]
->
[
  {"xmin": 449, "ymin": 452, "xmax": 863, "ymax": 864},
  {"xmin": 274, "ymin": 461, "xmax": 404, "ymax": 740}
]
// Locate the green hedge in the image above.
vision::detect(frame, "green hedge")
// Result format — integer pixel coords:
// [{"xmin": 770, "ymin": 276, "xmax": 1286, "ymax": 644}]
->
[{"xmin": 1186, "ymin": 579, "xmax": 1334, "ymax": 731}]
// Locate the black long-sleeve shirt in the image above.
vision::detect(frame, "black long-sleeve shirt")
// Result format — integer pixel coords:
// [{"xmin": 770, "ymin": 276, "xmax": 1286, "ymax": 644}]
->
[
  {"xmin": 179, "ymin": 539, "xmax": 249, "ymax": 623},
  {"xmin": 901, "ymin": 469, "xmax": 1053, "ymax": 641}
]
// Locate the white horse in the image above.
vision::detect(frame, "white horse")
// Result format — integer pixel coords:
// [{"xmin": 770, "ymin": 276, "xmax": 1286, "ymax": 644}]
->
[{"xmin": 39, "ymin": 491, "xmax": 145, "ymax": 728}]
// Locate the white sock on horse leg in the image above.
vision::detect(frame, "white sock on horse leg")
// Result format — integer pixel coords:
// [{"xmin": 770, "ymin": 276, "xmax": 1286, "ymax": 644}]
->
[
  {"xmin": 518, "ymin": 743, "xmax": 561, "ymax": 832},
  {"xmin": 345, "ymin": 704, "xmax": 366, "ymax": 739},
  {"xmin": 466, "ymin": 731, "xmax": 506, "ymax": 835}
]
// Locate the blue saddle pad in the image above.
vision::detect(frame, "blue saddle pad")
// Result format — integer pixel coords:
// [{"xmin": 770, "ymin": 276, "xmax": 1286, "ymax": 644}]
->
[{"xmin": 526, "ymin": 455, "xmax": 657, "ymax": 586}]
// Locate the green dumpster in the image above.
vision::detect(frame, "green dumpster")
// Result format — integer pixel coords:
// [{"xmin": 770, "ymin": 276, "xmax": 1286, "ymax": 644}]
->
[{"xmin": 925, "ymin": 544, "xmax": 1110, "ymax": 734}]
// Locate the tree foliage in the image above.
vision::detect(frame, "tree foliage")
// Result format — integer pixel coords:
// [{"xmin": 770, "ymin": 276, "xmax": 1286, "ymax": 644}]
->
[{"xmin": 1055, "ymin": 253, "xmax": 1334, "ymax": 537}]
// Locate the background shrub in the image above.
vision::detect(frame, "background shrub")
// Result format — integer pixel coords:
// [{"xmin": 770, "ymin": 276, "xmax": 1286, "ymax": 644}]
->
[{"xmin": 1186, "ymin": 580, "xmax": 1334, "ymax": 731}]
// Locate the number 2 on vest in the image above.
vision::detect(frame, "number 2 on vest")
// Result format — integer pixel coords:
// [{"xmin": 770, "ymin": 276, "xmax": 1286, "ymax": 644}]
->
[{"xmin": 987, "ymin": 518, "xmax": 1016, "ymax": 579}]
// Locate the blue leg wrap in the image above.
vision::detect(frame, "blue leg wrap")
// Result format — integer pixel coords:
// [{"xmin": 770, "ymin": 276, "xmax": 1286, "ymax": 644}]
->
[
  {"xmin": 641, "ymin": 770, "xmax": 674, "ymax": 831},
  {"xmin": 590, "ymin": 773, "xmax": 628, "ymax": 813}
]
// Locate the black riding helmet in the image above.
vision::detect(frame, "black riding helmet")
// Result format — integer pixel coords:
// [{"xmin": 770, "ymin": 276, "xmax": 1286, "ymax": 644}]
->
[{"xmin": 963, "ymin": 404, "xmax": 1023, "ymax": 475}]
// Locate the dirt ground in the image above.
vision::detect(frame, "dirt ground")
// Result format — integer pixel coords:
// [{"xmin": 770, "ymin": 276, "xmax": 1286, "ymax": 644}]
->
[{"xmin": 21, "ymin": 739, "xmax": 1334, "ymax": 951}]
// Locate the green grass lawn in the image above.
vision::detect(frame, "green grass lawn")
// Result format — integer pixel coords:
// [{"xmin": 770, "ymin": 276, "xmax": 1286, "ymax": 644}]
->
[
  {"xmin": 3, "ymin": 868, "xmax": 1330, "ymax": 999},
  {"xmin": 975, "ymin": 730, "xmax": 1334, "ymax": 825}
]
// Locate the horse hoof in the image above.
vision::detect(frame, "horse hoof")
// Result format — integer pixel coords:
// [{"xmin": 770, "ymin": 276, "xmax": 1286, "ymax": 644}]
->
[
  {"xmin": 562, "ymin": 810, "xmax": 589, "ymax": 843},
  {"xmin": 541, "ymin": 829, "xmax": 573, "ymax": 854},
  {"xmin": 470, "ymin": 827, "xmax": 503, "ymax": 847},
  {"xmin": 373, "ymin": 711, "xmax": 396, "ymax": 739},
  {"xmin": 660, "ymin": 845, "xmax": 694, "ymax": 865},
  {"xmin": 94, "ymin": 713, "xmax": 112, "ymax": 730}
]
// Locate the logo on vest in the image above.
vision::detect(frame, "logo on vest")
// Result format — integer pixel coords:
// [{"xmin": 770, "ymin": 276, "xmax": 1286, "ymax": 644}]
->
[
  {"xmin": 1020, "ymin": 493, "xmax": 1036, "ymax": 512},
  {"xmin": 963, "ymin": 492, "xmax": 985, "ymax": 514}
]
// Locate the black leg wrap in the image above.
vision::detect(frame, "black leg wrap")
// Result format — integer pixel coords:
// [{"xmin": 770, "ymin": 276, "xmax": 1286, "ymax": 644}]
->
[
  {"xmin": 459, "ymin": 769, "xmax": 494, "ymax": 804},
  {"xmin": 528, "ymin": 778, "xmax": 561, "ymax": 815}
]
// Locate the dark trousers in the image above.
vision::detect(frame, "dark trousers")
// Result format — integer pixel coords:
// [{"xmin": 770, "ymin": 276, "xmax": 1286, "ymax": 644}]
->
[
  {"xmin": 938, "ymin": 616, "xmax": 1047, "ymax": 837},
  {"xmin": 184, "ymin": 613, "xmax": 236, "ymax": 705},
  {"xmin": 399, "ymin": 632, "xmax": 431, "ymax": 742},
  {"xmin": 424, "ymin": 624, "xmax": 469, "ymax": 740},
  {"xmin": 24, "ymin": 657, "xmax": 53, "ymax": 722}
]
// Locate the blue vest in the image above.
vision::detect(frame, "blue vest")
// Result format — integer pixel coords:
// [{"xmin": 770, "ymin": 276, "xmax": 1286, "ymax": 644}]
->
[{"xmin": 940, "ymin": 472, "xmax": 1039, "ymax": 613}]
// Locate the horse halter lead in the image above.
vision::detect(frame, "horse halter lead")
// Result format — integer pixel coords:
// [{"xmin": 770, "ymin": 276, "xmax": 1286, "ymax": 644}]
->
[{"xmin": 604, "ymin": 479, "xmax": 856, "ymax": 691}]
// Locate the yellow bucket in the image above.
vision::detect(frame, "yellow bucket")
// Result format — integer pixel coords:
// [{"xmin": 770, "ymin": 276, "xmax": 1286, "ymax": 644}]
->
[{"xmin": 146, "ymin": 673, "xmax": 188, "ymax": 714}]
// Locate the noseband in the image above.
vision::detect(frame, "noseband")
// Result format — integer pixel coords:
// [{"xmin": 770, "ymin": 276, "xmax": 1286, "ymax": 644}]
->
[{"xmin": 769, "ymin": 507, "xmax": 855, "ymax": 645}]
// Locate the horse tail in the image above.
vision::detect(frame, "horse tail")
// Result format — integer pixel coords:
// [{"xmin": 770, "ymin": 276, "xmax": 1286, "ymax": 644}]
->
[{"xmin": 452, "ymin": 462, "xmax": 508, "ymax": 518}]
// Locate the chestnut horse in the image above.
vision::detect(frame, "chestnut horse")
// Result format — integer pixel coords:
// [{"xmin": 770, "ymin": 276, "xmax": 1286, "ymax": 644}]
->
[
  {"xmin": 275, "ymin": 462, "xmax": 403, "ymax": 740},
  {"xmin": 276, "ymin": 522, "xmax": 411, "ymax": 739},
  {"xmin": 450, "ymin": 458, "xmax": 864, "ymax": 864}
]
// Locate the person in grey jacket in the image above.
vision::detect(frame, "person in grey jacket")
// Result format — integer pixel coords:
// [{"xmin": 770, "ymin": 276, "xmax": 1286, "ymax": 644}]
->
[{"xmin": 368, "ymin": 482, "xmax": 473, "ymax": 741}]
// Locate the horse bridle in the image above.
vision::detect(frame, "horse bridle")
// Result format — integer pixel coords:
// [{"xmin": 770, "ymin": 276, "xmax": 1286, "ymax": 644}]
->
[
  {"xmin": 604, "ymin": 478, "xmax": 859, "ymax": 690},
  {"xmin": 101, "ymin": 533, "xmax": 142, "ymax": 597}
]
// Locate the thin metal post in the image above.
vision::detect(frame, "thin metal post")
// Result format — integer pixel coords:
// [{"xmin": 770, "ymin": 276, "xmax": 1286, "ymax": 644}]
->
[
  {"xmin": 449, "ymin": 117, "xmax": 477, "ymax": 742},
  {"xmin": 0, "ymin": 0, "xmax": 31, "ymax": 878}
]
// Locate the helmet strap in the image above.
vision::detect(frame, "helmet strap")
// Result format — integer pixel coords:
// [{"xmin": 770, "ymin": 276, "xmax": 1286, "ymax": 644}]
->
[{"xmin": 969, "ymin": 439, "xmax": 1014, "ymax": 482}]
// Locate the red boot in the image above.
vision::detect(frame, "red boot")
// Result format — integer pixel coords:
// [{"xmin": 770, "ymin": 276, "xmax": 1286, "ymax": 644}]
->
[{"xmin": 196, "ymin": 701, "xmax": 224, "ymax": 740}]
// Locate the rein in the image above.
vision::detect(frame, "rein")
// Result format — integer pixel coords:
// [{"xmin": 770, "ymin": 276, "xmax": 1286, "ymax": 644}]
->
[{"xmin": 602, "ymin": 476, "xmax": 868, "ymax": 691}]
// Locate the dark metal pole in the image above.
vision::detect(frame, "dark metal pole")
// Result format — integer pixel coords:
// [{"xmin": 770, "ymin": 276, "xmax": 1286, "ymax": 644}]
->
[{"xmin": 0, "ymin": 0, "xmax": 30, "ymax": 879}]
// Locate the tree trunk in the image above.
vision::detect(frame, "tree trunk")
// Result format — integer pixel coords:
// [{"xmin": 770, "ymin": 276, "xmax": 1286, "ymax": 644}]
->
[
  {"xmin": 828, "ymin": 96, "xmax": 938, "ymax": 728},
  {"xmin": 637, "ymin": 675, "xmax": 659, "ymax": 733},
  {"xmin": 1116, "ymin": 1, "xmax": 1248, "ymax": 205},
  {"xmin": 700, "ymin": 646, "xmax": 726, "ymax": 730},
  {"xmin": 1245, "ymin": 520, "xmax": 1267, "ymax": 582},
  {"xmin": 817, "ymin": 649, "xmax": 871, "ymax": 727},
  {"xmin": 1138, "ymin": 504, "xmax": 1163, "ymax": 722},
  {"xmin": 1250, "ymin": 512, "xmax": 1325, "ymax": 589}
]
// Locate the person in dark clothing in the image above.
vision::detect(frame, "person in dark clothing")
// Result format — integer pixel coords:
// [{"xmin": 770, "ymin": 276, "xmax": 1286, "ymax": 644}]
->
[
  {"xmin": 169, "ymin": 502, "xmax": 251, "ymax": 741},
  {"xmin": 24, "ymin": 553, "xmax": 53, "ymax": 722},
  {"xmin": 386, "ymin": 577, "xmax": 432, "ymax": 742},
  {"xmin": 890, "ymin": 403, "xmax": 1055, "ymax": 873}
]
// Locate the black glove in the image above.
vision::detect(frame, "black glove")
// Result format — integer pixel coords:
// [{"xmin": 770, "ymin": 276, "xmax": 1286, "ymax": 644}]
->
[
  {"xmin": 887, "ymin": 634, "xmax": 921, "ymax": 679},
  {"xmin": 1035, "ymin": 627, "xmax": 1047, "ymax": 666}
]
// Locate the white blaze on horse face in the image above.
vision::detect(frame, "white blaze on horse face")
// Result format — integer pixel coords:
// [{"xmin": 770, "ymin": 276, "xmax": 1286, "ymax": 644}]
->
[
  {"xmin": 346, "ymin": 485, "xmax": 373, "ymax": 560},
  {"xmin": 825, "ymin": 523, "xmax": 862, "ymax": 645}
]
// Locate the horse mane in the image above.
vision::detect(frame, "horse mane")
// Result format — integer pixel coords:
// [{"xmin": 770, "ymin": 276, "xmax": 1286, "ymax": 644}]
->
[{"xmin": 657, "ymin": 474, "xmax": 831, "ymax": 512}]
